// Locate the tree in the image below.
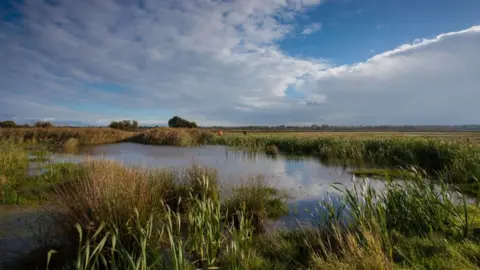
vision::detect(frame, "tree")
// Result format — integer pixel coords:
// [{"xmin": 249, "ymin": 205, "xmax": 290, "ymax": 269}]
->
[
  {"xmin": 109, "ymin": 120, "xmax": 139, "ymax": 130},
  {"xmin": 168, "ymin": 116, "xmax": 197, "ymax": 128},
  {"xmin": 0, "ymin": 120, "xmax": 17, "ymax": 128},
  {"xmin": 34, "ymin": 121, "xmax": 54, "ymax": 128}
]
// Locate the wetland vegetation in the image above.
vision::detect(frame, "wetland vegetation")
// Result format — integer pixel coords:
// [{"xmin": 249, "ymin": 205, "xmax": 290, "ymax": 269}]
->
[{"xmin": 2, "ymin": 127, "xmax": 480, "ymax": 268}]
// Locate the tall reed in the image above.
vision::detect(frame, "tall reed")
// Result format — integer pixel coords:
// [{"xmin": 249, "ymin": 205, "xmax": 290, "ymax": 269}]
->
[
  {"xmin": 0, "ymin": 143, "xmax": 28, "ymax": 204},
  {"xmin": 213, "ymin": 133, "xmax": 480, "ymax": 184}
]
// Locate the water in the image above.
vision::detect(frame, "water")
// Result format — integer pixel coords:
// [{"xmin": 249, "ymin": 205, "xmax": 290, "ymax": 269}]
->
[
  {"xmin": 0, "ymin": 206, "xmax": 57, "ymax": 263},
  {"xmin": 52, "ymin": 142, "xmax": 375, "ymax": 202}
]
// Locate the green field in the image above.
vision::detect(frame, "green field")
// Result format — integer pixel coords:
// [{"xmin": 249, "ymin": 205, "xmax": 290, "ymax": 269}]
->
[{"xmin": 2, "ymin": 128, "xmax": 480, "ymax": 269}]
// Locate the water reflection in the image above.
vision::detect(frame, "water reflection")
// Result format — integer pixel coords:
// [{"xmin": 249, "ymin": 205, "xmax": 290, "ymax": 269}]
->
[{"xmin": 51, "ymin": 143, "xmax": 361, "ymax": 200}]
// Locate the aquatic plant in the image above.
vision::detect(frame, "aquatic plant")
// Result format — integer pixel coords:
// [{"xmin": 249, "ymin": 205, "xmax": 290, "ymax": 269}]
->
[
  {"xmin": 223, "ymin": 176, "xmax": 289, "ymax": 232},
  {"xmin": 0, "ymin": 144, "xmax": 28, "ymax": 204}
]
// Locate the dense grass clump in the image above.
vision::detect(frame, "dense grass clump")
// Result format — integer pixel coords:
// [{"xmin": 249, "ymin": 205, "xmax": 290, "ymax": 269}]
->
[
  {"xmin": 131, "ymin": 128, "xmax": 214, "ymax": 146},
  {"xmin": 0, "ymin": 144, "xmax": 28, "ymax": 204},
  {"xmin": 223, "ymin": 177, "xmax": 289, "ymax": 232}
]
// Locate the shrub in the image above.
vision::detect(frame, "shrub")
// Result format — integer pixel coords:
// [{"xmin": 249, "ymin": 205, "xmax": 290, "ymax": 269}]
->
[
  {"xmin": 168, "ymin": 116, "xmax": 198, "ymax": 128},
  {"xmin": 109, "ymin": 120, "xmax": 139, "ymax": 130},
  {"xmin": 0, "ymin": 120, "xmax": 17, "ymax": 128},
  {"xmin": 34, "ymin": 121, "xmax": 54, "ymax": 128}
]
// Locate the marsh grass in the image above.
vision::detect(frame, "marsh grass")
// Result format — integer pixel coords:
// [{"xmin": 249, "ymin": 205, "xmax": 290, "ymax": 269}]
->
[
  {"xmin": 223, "ymin": 176, "xmax": 289, "ymax": 232},
  {"xmin": 131, "ymin": 128, "xmax": 215, "ymax": 146},
  {"xmin": 0, "ymin": 127, "xmax": 134, "ymax": 145},
  {"xmin": 264, "ymin": 144, "xmax": 280, "ymax": 156},
  {"xmin": 2, "ymin": 127, "xmax": 480, "ymax": 188},
  {"xmin": 332, "ymin": 176, "xmax": 468, "ymax": 237},
  {"xmin": 3, "ymin": 160, "xmax": 479, "ymax": 269},
  {"xmin": 0, "ymin": 144, "xmax": 29, "ymax": 204},
  {"xmin": 352, "ymin": 168, "xmax": 419, "ymax": 180},
  {"xmin": 62, "ymin": 138, "xmax": 79, "ymax": 152},
  {"xmin": 3, "ymin": 136, "xmax": 480, "ymax": 268},
  {"xmin": 213, "ymin": 133, "xmax": 480, "ymax": 186}
]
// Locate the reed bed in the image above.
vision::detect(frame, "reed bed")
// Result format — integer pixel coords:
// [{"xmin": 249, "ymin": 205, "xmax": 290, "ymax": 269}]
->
[
  {"xmin": 0, "ymin": 144, "xmax": 28, "ymax": 204},
  {"xmin": 0, "ymin": 127, "xmax": 134, "ymax": 145},
  {"xmin": 130, "ymin": 128, "xmax": 214, "ymax": 146},
  {"xmin": 20, "ymin": 167, "xmax": 480, "ymax": 269},
  {"xmin": 2, "ymin": 127, "xmax": 479, "ymax": 185},
  {"xmin": 213, "ymin": 133, "xmax": 480, "ymax": 184}
]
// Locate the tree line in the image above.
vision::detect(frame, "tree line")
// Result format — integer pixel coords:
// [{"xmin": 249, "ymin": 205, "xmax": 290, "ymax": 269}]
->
[
  {"xmin": 108, "ymin": 116, "xmax": 197, "ymax": 130},
  {"xmin": 109, "ymin": 120, "xmax": 139, "ymax": 130},
  {"xmin": 3, "ymin": 117, "xmax": 480, "ymax": 132},
  {"xmin": 0, "ymin": 120, "xmax": 54, "ymax": 128}
]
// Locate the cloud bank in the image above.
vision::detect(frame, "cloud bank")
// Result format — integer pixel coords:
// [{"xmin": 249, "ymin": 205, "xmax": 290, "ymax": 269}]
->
[{"xmin": 0, "ymin": 0, "xmax": 478, "ymax": 125}]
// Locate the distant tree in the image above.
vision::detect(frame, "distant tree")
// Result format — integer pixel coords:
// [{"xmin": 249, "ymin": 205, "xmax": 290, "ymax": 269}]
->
[
  {"xmin": 34, "ymin": 121, "xmax": 54, "ymax": 128},
  {"xmin": 109, "ymin": 120, "xmax": 139, "ymax": 130},
  {"xmin": 168, "ymin": 116, "xmax": 197, "ymax": 128},
  {"xmin": 132, "ymin": 120, "xmax": 139, "ymax": 129},
  {"xmin": 0, "ymin": 120, "xmax": 17, "ymax": 128}
]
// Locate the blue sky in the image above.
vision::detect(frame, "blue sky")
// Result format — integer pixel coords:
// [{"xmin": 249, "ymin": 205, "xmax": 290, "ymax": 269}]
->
[
  {"xmin": 0, "ymin": 0, "xmax": 479, "ymax": 126},
  {"xmin": 281, "ymin": 0, "xmax": 480, "ymax": 64}
]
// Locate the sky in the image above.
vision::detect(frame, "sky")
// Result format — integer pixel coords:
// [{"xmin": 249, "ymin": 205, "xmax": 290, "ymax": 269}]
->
[{"xmin": 1, "ymin": 0, "xmax": 479, "ymax": 126}]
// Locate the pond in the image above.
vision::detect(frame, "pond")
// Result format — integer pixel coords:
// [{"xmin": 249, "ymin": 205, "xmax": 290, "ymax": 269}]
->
[
  {"xmin": 52, "ymin": 142, "xmax": 380, "ymax": 201},
  {"xmin": 51, "ymin": 143, "xmax": 386, "ymax": 224}
]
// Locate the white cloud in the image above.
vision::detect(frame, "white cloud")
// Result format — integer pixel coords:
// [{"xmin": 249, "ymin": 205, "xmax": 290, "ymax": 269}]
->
[
  {"xmin": 0, "ymin": 0, "xmax": 328, "ymax": 125},
  {"xmin": 0, "ymin": 0, "xmax": 479, "ymax": 126},
  {"xmin": 299, "ymin": 26, "xmax": 480, "ymax": 125},
  {"xmin": 301, "ymin": 22, "xmax": 322, "ymax": 35}
]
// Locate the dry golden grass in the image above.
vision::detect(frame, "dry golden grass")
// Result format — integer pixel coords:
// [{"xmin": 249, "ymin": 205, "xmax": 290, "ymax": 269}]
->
[
  {"xmin": 0, "ymin": 127, "xmax": 217, "ymax": 146},
  {"xmin": 0, "ymin": 127, "xmax": 135, "ymax": 144},
  {"xmin": 55, "ymin": 160, "xmax": 175, "ymax": 230},
  {"xmin": 132, "ymin": 128, "xmax": 215, "ymax": 146}
]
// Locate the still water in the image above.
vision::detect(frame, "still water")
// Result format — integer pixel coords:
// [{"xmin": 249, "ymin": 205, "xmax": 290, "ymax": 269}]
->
[{"xmin": 54, "ymin": 142, "xmax": 372, "ymax": 202}]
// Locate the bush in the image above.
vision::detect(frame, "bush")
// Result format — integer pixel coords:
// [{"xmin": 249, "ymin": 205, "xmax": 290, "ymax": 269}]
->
[
  {"xmin": 168, "ymin": 116, "xmax": 198, "ymax": 128},
  {"xmin": 0, "ymin": 120, "xmax": 17, "ymax": 128},
  {"xmin": 109, "ymin": 120, "xmax": 139, "ymax": 130},
  {"xmin": 34, "ymin": 121, "xmax": 54, "ymax": 128}
]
